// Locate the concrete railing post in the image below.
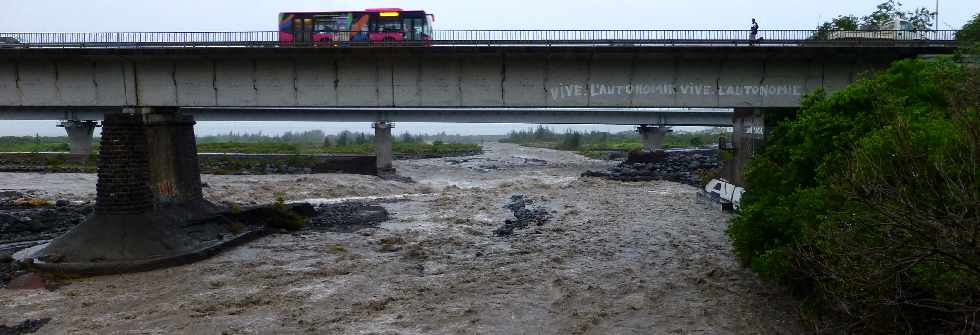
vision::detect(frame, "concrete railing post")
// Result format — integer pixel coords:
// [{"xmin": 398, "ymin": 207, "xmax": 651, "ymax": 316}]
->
[{"xmin": 373, "ymin": 121, "xmax": 395, "ymax": 175}]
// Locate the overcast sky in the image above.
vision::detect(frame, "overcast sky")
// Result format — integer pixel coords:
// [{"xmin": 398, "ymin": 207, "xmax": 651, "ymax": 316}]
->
[
  {"xmin": 1, "ymin": 1, "xmax": 975, "ymax": 136},
  {"xmin": 2, "ymin": 0, "xmax": 973, "ymax": 31}
]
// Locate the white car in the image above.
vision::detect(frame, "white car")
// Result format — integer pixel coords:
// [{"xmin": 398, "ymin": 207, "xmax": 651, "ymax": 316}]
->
[{"xmin": 703, "ymin": 178, "xmax": 744, "ymax": 211}]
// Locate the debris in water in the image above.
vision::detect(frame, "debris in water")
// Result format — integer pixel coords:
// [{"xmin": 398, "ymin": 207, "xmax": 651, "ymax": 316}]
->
[
  {"xmin": 309, "ymin": 202, "xmax": 390, "ymax": 233},
  {"xmin": 0, "ymin": 318, "xmax": 51, "ymax": 335},
  {"xmin": 494, "ymin": 194, "xmax": 551, "ymax": 236}
]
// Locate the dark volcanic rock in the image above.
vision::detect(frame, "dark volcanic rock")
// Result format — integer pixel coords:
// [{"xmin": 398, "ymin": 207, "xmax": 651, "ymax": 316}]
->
[
  {"xmin": 494, "ymin": 194, "xmax": 551, "ymax": 236},
  {"xmin": 309, "ymin": 202, "xmax": 390, "ymax": 233},
  {"xmin": 0, "ymin": 254, "xmax": 16, "ymax": 288},
  {"xmin": 0, "ymin": 192, "xmax": 91, "ymax": 246},
  {"xmin": 583, "ymin": 149, "xmax": 721, "ymax": 187},
  {"xmin": 0, "ymin": 318, "xmax": 51, "ymax": 335}
]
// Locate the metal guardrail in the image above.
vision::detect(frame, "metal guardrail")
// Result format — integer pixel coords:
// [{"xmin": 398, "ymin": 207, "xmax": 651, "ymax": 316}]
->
[{"xmin": 0, "ymin": 30, "xmax": 960, "ymax": 48}]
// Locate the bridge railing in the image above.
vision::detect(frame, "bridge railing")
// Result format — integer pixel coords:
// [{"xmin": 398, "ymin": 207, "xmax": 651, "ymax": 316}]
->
[{"xmin": 0, "ymin": 30, "xmax": 960, "ymax": 48}]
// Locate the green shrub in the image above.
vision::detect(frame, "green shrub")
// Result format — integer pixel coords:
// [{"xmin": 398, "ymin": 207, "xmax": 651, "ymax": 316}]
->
[
  {"xmin": 45, "ymin": 154, "xmax": 67, "ymax": 167},
  {"xmin": 266, "ymin": 196, "xmax": 305, "ymax": 231},
  {"xmin": 728, "ymin": 59, "xmax": 980, "ymax": 332}
]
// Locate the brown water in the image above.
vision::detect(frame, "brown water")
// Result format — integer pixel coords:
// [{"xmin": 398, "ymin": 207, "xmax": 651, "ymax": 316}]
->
[{"xmin": 0, "ymin": 143, "xmax": 802, "ymax": 334}]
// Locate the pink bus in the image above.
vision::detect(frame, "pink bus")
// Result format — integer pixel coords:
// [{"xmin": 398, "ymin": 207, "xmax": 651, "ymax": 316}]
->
[{"xmin": 278, "ymin": 8, "xmax": 433, "ymax": 45}]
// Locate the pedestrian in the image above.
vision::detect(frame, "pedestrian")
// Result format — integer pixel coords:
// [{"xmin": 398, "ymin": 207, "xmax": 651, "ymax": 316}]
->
[{"xmin": 750, "ymin": 18, "xmax": 759, "ymax": 45}]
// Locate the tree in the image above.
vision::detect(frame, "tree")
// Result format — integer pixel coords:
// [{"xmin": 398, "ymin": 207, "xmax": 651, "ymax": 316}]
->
[
  {"xmin": 815, "ymin": 1, "xmax": 934, "ymax": 33},
  {"xmin": 400, "ymin": 132, "xmax": 415, "ymax": 143},
  {"xmin": 322, "ymin": 136, "xmax": 332, "ymax": 148},
  {"xmin": 354, "ymin": 133, "xmax": 369, "ymax": 145},
  {"xmin": 817, "ymin": 15, "xmax": 859, "ymax": 32},
  {"xmin": 533, "ymin": 126, "xmax": 554, "ymax": 142},
  {"xmin": 958, "ymin": 13, "xmax": 980, "ymax": 53},
  {"xmin": 336, "ymin": 131, "xmax": 351, "ymax": 147},
  {"xmin": 558, "ymin": 131, "xmax": 582, "ymax": 150},
  {"xmin": 727, "ymin": 59, "xmax": 979, "ymax": 333},
  {"xmin": 689, "ymin": 137, "xmax": 703, "ymax": 147},
  {"xmin": 859, "ymin": 0, "xmax": 934, "ymax": 30}
]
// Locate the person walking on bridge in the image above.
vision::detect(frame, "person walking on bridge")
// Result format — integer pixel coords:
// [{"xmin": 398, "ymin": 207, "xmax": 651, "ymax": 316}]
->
[{"xmin": 750, "ymin": 18, "xmax": 759, "ymax": 45}]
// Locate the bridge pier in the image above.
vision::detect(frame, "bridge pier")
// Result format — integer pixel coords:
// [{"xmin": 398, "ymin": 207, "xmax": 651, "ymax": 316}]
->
[
  {"xmin": 373, "ymin": 121, "xmax": 395, "ymax": 175},
  {"xmin": 58, "ymin": 120, "xmax": 99, "ymax": 155},
  {"xmin": 721, "ymin": 108, "xmax": 768, "ymax": 186},
  {"xmin": 638, "ymin": 125, "xmax": 671, "ymax": 151},
  {"xmin": 140, "ymin": 109, "xmax": 211, "ymax": 213},
  {"xmin": 21, "ymin": 108, "xmax": 234, "ymax": 271}
]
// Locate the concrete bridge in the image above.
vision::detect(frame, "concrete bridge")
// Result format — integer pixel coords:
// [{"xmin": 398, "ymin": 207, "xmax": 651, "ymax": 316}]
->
[
  {"xmin": 0, "ymin": 39, "xmax": 954, "ymax": 156},
  {"xmin": 0, "ymin": 30, "xmax": 958, "ymax": 271},
  {"xmin": 0, "ymin": 45, "xmax": 952, "ymax": 111}
]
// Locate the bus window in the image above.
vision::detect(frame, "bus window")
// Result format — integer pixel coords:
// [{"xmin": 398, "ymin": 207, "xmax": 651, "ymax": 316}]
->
[
  {"xmin": 374, "ymin": 19, "xmax": 401, "ymax": 33},
  {"xmin": 404, "ymin": 18, "xmax": 424, "ymax": 40},
  {"xmin": 304, "ymin": 19, "xmax": 313, "ymax": 41},
  {"xmin": 292, "ymin": 18, "xmax": 305, "ymax": 42}
]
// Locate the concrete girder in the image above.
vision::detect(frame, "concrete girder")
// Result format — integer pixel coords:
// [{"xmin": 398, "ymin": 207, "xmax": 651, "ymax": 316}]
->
[
  {"xmin": 0, "ymin": 108, "xmax": 735, "ymax": 126},
  {"xmin": 0, "ymin": 46, "xmax": 935, "ymax": 112}
]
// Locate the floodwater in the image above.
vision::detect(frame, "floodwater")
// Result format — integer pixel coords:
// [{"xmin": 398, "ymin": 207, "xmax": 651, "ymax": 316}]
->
[{"xmin": 0, "ymin": 143, "xmax": 802, "ymax": 334}]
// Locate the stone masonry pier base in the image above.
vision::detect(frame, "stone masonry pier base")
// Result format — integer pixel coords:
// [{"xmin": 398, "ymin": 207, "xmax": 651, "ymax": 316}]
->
[{"xmin": 19, "ymin": 110, "xmax": 249, "ymax": 274}]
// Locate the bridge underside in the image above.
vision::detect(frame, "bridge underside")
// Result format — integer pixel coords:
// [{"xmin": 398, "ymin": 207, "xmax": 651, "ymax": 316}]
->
[
  {"xmin": 0, "ymin": 46, "xmax": 936, "ymax": 113},
  {"xmin": 0, "ymin": 107, "xmax": 734, "ymax": 126}
]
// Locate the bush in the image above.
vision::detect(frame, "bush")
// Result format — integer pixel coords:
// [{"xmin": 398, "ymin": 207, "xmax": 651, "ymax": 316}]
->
[
  {"xmin": 265, "ymin": 196, "xmax": 305, "ymax": 231},
  {"xmin": 727, "ymin": 59, "xmax": 980, "ymax": 333}
]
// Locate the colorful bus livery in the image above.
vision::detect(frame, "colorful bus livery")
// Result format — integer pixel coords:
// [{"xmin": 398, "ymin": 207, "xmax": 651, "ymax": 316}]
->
[{"xmin": 278, "ymin": 8, "xmax": 433, "ymax": 45}]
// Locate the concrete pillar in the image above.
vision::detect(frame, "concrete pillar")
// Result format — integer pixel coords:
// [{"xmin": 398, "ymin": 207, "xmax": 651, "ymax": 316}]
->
[
  {"xmin": 140, "ymin": 109, "xmax": 204, "ymax": 206},
  {"xmin": 373, "ymin": 121, "xmax": 395, "ymax": 175},
  {"xmin": 26, "ymin": 108, "xmax": 224, "ymax": 266},
  {"xmin": 59, "ymin": 120, "xmax": 99, "ymax": 155},
  {"xmin": 723, "ymin": 108, "xmax": 767, "ymax": 185},
  {"xmin": 637, "ymin": 125, "xmax": 671, "ymax": 151}
]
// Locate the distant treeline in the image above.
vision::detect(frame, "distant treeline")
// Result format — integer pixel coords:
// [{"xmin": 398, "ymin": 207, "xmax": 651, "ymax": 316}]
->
[
  {"xmin": 195, "ymin": 130, "xmax": 482, "ymax": 155},
  {"xmin": 0, "ymin": 130, "xmax": 489, "ymax": 154},
  {"xmin": 499, "ymin": 126, "xmax": 729, "ymax": 151},
  {"xmin": 0, "ymin": 135, "xmax": 71, "ymax": 152},
  {"xmin": 196, "ymin": 130, "xmax": 498, "ymax": 146}
]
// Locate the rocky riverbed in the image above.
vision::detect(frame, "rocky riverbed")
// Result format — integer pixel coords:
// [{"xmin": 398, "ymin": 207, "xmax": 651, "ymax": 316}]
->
[
  {"xmin": 0, "ymin": 143, "xmax": 801, "ymax": 334},
  {"xmin": 583, "ymin": 149, "xmax": 722, "ymax": 187}
]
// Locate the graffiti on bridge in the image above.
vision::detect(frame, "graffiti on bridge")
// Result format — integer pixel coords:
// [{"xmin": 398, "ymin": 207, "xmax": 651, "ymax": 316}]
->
[{"xmin": 549, "ymin": 83, "xmax": 804, "ymax": 100}]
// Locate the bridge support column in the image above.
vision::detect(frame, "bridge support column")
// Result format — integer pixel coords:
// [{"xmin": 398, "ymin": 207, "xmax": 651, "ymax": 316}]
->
[
  {"xmin": 638, "ymin": 125, "xmax": 671, "ymax": 151},
  {"xmin": 722, "ymin": 108, "xmax": 767, "ymax": 186},
  {"xmin": 373, "ymin": 121, "xmax": 395, "ymax": 175},
  {"xmin": 141, "ymin": 109, "xmax": 207, "ymax": 210},
  {"xmin": 58, "ymin": 120, "xmax": 99, "ymax": 155},
  {"xmin": 21, "ymin": 108, "xmax": 234, "ymax": 271}
]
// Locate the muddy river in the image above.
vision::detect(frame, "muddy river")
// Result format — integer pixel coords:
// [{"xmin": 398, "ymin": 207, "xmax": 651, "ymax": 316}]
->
[{"xmin": 0, "ymin": 143, "xmax": 802, "ymax": 334}]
